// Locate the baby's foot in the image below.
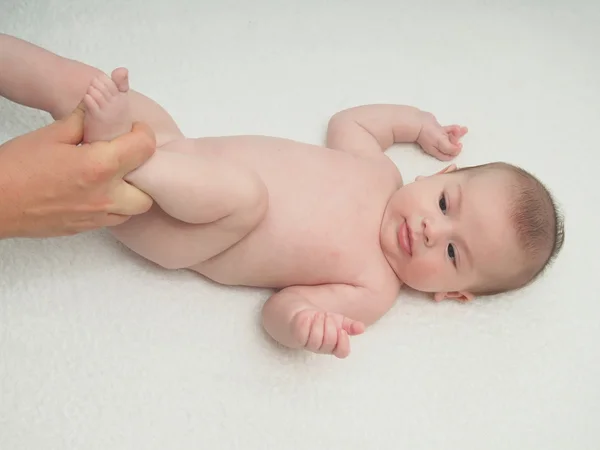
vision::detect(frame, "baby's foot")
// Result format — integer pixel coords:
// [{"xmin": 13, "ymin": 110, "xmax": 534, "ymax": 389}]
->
[{"xmin": 83, "ymin": 68, "xmax": 132, "ymax": 143}]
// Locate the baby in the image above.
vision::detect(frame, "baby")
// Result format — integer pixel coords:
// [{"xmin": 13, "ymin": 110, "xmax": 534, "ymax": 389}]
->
[{"xmin": 6, "ymin": 37, "xmax": 564, "ymax": 358}]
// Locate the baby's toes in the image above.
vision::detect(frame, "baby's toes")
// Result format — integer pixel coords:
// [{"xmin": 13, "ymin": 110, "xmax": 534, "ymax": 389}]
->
[
  {"xmin": 83, "ymin": 93, "xmax": 100, "ymax": 113},
  {"xmin": 98, "ymin": 72, "xmax": 119, "ymax": 96},
  {"xmin": 91, "ymin": 77, "xmax": 114, "ymax": 102},
  {"xmin": 85, "ymin": 85, "xmax": 106, "ymax": 110},
  {"xmin": 111, "ymin": 67, "xmax": 130, "ymax": 93}
]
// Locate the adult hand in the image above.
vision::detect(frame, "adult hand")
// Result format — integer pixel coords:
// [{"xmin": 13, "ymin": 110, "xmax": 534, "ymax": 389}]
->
[{"xmin": 0, "ymin": 102, "xmax": 156, "ymax": 238}]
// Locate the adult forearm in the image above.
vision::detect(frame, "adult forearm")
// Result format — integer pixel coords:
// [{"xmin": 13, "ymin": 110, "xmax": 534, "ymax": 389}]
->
[{"xmin": 0, "ymin": 165, "xmax": 21, "ymax": 239}]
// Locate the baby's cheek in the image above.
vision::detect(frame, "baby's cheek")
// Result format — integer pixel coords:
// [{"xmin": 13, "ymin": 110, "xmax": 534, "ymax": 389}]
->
[{"xmin": 407, "ymin": 258, "xmax": 447, "ymax": 291}]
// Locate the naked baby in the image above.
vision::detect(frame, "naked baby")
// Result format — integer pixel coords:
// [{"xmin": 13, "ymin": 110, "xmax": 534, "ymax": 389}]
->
[{"xmin": 4, "ymin": 35, "xmax": 564, "ymax": 358}]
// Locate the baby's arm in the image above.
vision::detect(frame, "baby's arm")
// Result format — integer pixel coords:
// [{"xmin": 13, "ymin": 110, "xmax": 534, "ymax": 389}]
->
[
  {"xmin": 326, "ymin": 104, "xmax": 467, "ymax": 161},
  {"xmin": 261, "ymin": 284, "xmax": 397, "ymax": 358}
]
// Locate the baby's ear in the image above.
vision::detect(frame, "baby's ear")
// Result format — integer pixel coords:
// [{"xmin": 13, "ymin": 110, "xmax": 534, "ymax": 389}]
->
[
  {"xmin": 441, "ymin": 164, "xmax": 458, "ymax": 174},
  {"xmin": 434, "ymin": 291, "xmax": 474, "ymax": 303},
  {"xmin": 416, "ymin": 164, "xmax": 458, "ymax": 181}
]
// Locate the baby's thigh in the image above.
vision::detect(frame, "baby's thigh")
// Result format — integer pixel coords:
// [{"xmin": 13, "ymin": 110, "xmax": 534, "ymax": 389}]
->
[{"xmin": 109, "ymin": 205, "xmax": 215, "ymax": 270}]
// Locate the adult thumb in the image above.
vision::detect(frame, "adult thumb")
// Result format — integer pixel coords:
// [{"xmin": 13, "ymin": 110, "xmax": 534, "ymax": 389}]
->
[{"xmin": 38, "ymin": 101, "xmax": 86, "ymax": 145}]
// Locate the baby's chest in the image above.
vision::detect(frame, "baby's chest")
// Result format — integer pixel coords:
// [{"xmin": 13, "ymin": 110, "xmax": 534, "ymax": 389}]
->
[
  {"xmin": 240, "ymin": 216, "xmax": 389, "ymax": 288},
  {"xmin": 262, "ymin": 164, "xmax": 386, "ymax": 241},
  {"xmin": 248, "ymin": 182, "xmax": 393, "ymax": 282},
  {"xmin": 206, "ymin": 142, "xmax": 401, "ymax": 285}
]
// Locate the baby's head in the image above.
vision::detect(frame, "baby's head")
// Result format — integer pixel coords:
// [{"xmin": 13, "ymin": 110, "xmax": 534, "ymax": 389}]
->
[{"xmin": 380, "ymin": 162, "xmax": 564, "ymax": 301}]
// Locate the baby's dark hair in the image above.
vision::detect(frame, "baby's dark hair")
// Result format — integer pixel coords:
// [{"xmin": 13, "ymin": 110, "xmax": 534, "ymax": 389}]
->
[{"xmin": 455, "ymin": 162, "xmax": 564, "ymax": 296}]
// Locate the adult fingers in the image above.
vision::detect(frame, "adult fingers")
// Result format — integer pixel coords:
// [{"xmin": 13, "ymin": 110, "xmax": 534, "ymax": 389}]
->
[
  {"xmin": 102, "ymin": 214, "xmax": 132, "ymax": 227},
  {"xmin": 62, "ymin": 211, "xmax": 130, "ymax": 235},
  {"xmin": 107, "ymin": 181, "xmax": 154, "ymax": 216},
  {"xmin": 87, "ymin": 122, "xmax": 156, "ymax": 177},
  {"xmin": 32, "ymin": 101, "xmax": 86, "ymax": 145},
  {"xmin": 110, "ymin": 121, "xmax": 156, "ymax": 176}
]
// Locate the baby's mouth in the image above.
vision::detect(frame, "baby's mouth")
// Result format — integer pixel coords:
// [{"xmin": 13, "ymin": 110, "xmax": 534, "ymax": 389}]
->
[{"xmin": 398, "ymin": 221, "xmax": 413, "ymax": 256}]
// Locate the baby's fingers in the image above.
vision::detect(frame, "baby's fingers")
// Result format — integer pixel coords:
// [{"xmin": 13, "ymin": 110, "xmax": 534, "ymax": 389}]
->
[
  {"xmin": 443, "ymin": 125, "xmax": 468, "ymax": 139},
  {"xmin": 341, "ymin": 317, "xmax": 365, "ymax": 336},
  {"xmin": 305, "ymin": 312, "xmax": 325, "ymax": 351},
  {"xmin": 436, "ymin": 139, "xmax": 462, "ymax": 159},
  {"xmin": 332, "ymin": 330, "xmax": 351, "ymax": 359},
  {"xmin": 429, "ymin": 147, "xmax": 456, "ymax": 161},
  {"xmin": 319, "ymin": 314, "xmax": 342, "ymax": 354},
  {"xmin": 292, "ymin": 310, "xmax": 314, "ymax": 346}
]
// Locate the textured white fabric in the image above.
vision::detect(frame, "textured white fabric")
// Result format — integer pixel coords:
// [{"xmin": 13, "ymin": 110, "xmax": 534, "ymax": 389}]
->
[{"xmin": 1, "ymin": 1, "xmax": 598, "ymax": 449}]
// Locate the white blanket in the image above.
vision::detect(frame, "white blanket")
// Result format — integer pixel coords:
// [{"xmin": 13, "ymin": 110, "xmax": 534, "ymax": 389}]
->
[{"xmin": 1, "ymin": 1, "xmax": 598, "ymax": 449}]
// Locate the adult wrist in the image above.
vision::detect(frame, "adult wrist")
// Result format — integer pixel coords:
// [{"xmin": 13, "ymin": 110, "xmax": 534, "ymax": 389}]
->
[{"xmin": 0, "ymin": 180, "xmax": 18, "ymax": 239}]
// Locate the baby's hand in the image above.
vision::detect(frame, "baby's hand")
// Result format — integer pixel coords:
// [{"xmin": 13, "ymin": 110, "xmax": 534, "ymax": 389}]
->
[
  {"xmin": 291, "ymin": 310, "xmax": 365, "ymax": 359},
  {"xmin": 417, "ymin": 113, "xmax": 468, "ymax": 161}
]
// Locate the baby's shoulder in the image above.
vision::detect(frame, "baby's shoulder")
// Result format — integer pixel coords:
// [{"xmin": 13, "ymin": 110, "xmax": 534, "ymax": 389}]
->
[
  {"xmin": 361, "ymin": 153, "xmax": 403, "ymax": 187},
  {"xmin": 354, "ymin": 273, "xmax": 402, "ymax": 324},
  {"xmin": 355, "ymin": 256, "xmax": 402, "ymax": 303}
]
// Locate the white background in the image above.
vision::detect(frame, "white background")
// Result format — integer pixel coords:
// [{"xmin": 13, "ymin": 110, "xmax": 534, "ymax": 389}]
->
[{"xmin": 1, "ymin": 1, "xmax": 598, "ymax": 449}]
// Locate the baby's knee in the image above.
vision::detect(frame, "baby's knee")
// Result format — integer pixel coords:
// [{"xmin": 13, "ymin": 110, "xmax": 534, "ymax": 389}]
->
[{"xmin": 235, "ymin": 171, "xmax": 269, "ymax": 226}]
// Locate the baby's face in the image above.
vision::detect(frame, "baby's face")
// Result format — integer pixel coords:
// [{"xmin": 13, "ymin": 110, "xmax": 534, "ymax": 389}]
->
[{"xmin": 379, "ymin": 168, "xmax": 522, "ymax": 300}]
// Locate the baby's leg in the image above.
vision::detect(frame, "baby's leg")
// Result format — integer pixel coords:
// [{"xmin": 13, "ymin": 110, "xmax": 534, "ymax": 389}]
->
[
  {"xmin": 111, "ymin": 145, "xmax": 269, "ymax": 269},
  {"xmin": 121, "ymin": 146, "xmax": 269, "ymax": 268},
  {"xmin": 0, "ymin": 34, "xmax": 183, "ymax": 146},
  {"xmin": 83, "ymin": 71, "xmax": 266, "ymax": 221},
  {"xmin": 82, "ymin": 68, "xmax": 132, "ymax": 142},
  {"xmin": 83, "ymin": 71, "xmax": 268, "ymax": 268},
  {"xmin": 110, "ymin": 158, "xmax": 269, "ymax": 269}
]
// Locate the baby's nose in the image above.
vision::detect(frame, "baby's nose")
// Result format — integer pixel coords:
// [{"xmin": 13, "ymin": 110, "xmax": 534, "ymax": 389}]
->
[{"xmin": 423, "ymin": 218, "xmax": 449, "ymax": 246}]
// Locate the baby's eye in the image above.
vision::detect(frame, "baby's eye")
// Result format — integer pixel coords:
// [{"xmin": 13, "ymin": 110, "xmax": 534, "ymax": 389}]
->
[
  {"xmin": 447, "ymin": 244, "xmax": 456, "ymax": 264},
  {"xmin": 439, "ymin": 194, "xmax": 448, "ymax": 214}
]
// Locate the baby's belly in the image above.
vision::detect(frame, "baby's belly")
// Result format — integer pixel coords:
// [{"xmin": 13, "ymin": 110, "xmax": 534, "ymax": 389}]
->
[
  {"xmin": 194, "ymin": 216, "xmax": 376, "ymax": 288},
  {"xmin": 195, "ymin": 179, "xmax": 394, "ymax": 287},
  {"xmin": 173, "ymin": 135, "xmax": 400, "ymax": 287}
]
